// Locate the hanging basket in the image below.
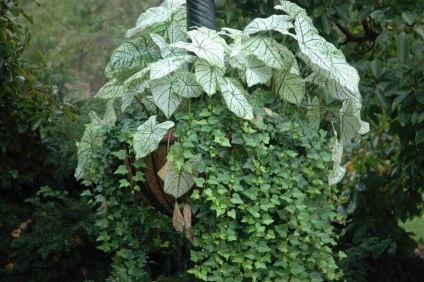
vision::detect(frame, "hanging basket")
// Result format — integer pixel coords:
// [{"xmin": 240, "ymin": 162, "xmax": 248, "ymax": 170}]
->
[{"xmin": 126, "ymin": 129, "xmax": 177, "ymax": 216}]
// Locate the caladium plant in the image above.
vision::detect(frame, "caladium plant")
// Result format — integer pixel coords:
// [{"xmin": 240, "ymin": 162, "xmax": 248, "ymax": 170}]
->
[{"xmin": 76, "ymin": 0, "xmax": 368, "ymax": 187}]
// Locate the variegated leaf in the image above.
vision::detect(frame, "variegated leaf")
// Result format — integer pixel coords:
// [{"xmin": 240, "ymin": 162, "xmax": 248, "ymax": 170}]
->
[
  {"xmin": 218, "ymin": 77, "xmax": 254, "ymax": 120},
  {"xmin": 151, "ymin": 74, "xmax": 181, "ymax": 118},
  {"xmin": 105, "ymin": 35, "xmax": 159, "ymax": 78},
  {"xmin": 174, "ymin": 71, "xmax": 204, "ymax": 98},
  {"xmin": 133, "ymin": 116, "xmax": 175, "ymax": 159},
  {"xmin": 245, "ymin": 55, "xmax": 273, "ymax": 87},
  {"xmin": 194, "ymin": 59, "xmax": 225, "ymax": 96},
  {"xmin": 275, "ymin": 70, "xmax": 305, "ymax": 105},
  {"xmin": 164, "ymin": 154, "xmax": 202, "ymax": 198}
]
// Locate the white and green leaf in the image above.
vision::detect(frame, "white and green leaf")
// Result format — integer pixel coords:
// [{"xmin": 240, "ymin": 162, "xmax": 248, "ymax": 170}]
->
[
  {"xmin": 174, "ymin": 71, "xmax": 204, "ymax": 98},
  {"xmin": 151, "ymin": 74, "xmax": 182, "ymax": 118},
  {"xmin": 328, "ymin": 138, "xmax": 345, "ymax": 186},
  {"xmin": 95, "ymin": 79, "xmax": 125, "ymax": 100},
  {"xmin": 243, "ymin": 14, "xmax": 294, "ymax": 36},
  {"xmin": 124, "ymin": 67, "xmax": 150, "ymax": 90},
  {"xmin": 150, "ymin": 55, "xmax": 194, "ymax": 80},
  {"xmin": 243, "ymin": 37, "xmax": 286, "ymax": 69},
  {"xmin": 125, "ymin": 0, "xmax": 186, "ymax": 38},
  {"xmin": 245, "ymin": 55, "xmax": 273, "ymax": 87},
  {"xmin": 194, "ymin": 59, "xmax": 225, "ymax": 96},
  {"xmin": 275, "ymin": 70, "xmax": 305, "ymax": 105},
  {"xmin": 133, "ymin": 116, "xmax": 175, "ymax": 159},
  {"xmin": 164, "ymin": 154, "xmax": 202, "ymax": 198},
  {"xmin": 105, "ymin": 35, "xmax": 159, "ymax": 78},
  {"xmin": 218, "ymin": 77, "xmax": 254, "ymax": 120},
  {"xmin": 171, "ymin": 28, "xmax": 226, "ymax": 67},
  {"xmin": 339, "ymin": 99, "xmax": 370, "ymax": 146},
  {"xmin": 75, "ymin": 124, "xmax": 105, "ymax": 180}
]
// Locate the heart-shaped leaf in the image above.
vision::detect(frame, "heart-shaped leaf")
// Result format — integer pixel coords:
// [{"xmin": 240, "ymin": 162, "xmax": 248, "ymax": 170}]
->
[
  {"xmin": 194, "ymin": 59, "xmax": 225, "ymax": 96},
  {"xmin": 245, "ymin": 55, "xmax": 273, "ymax": 87},
  {"xmin": 133, "ymin": 116, "xmax": 175, "ymax": 159},
  {"xmin": 275, "ymin": 70, "xmax": 305, "ymax": 105},
  {"xmin": 164, "ymin": 154, "xmax": 202, "ymax": 198},
  {"xmin": 95, "ymin": 79, "xmax": 125, "ymax": 100},
  {"xmin": 151, "ymin": 74, "xmax": 182, "ymax": 118},
  {"xmin": 218, "ymin": 77, "xmax": 254, "ymax": 120}
]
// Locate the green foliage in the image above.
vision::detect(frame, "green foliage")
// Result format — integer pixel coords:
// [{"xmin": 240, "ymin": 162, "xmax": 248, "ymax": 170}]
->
[
  {"xmin": 0, "ymin": 0, "xmax": 55, "ymax": 192},
  {"xmin": 173, "ymin": 99, "xmax": 342, "ymax": 281},
  {"xmin": 76, "ymin": 0, "xmax": 370, "ymax": 280},
  {"xmin": 0, "ymin": 187, "xmax": 110, "ymax": 281}
]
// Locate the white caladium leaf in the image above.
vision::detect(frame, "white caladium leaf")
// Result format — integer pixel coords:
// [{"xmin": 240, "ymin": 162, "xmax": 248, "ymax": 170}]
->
[
  {"xmin": 243, "ymin": 14, "xmax": 294, "ymax": 36},
  {"xmin": 124, "ymin": 67, "xmax": 150, "ymax": 90},
  {"xmin": 305, "ymin": 72, "xmax": 359, "ymax": 102},
  {"xmin": 339, "ymin": 99, "xmax": 370, "ymax": 146},
  {"xmin": 105, "ymin": 35, "xmax": 159, "ymax": 78},
  {"xmin": 174, "ymin": 71, "xmax": 204, "ymax": 98},
  {"xmin": 306, "ymin": 96, "xmax": 320, "ymax": 132},
  {"xmin": 103, "ymin": 99, "xmax": 117, "ymax": 126},
  {"xmin": 88, "ymin": 99, "xmax": 116, "ymax": 126},
  {"xmin": 328, "ymin": 138, "xmax": 346, "ymax": 185},
  {"xmin": 194, "ymin": 59, "xmax": 225, "ymax": 96},
  {"xmin": 218, "ymin": 77, "xmax": 254, "ymax": 120},
  {"xmin": 164, "ymin": 154, "xmax": 202, "ymax": 198},
  {"xmin": 95, "ymin": 79, "xmax": 124, "ymax": 100},
  {"xmin": 243, "ymin": 37, "xmax": 286, "ymax": 69},
  {"xmin": 133, "ymin": 116, "xmax": 175, "ymax": 159},
  {"xmin": 151, "ymin": 34, "xmax": 172, "ymax": 58},
  {"xmin": 151, "ymin": 74, "xmax": 181, "ymax": 118},
  {"xmin": 125, "ymin": 0, "xmax": 186, "ymax": 38},
  {"xmin": 150, "ymin": 55, "xmax": 194, "ymax": 80},
  {"xmin": 141, "ymin": 96, "xmax": 158, "ymax": 114},
  {"xmin": 272, "ymin": 42, "xmax": 300, "ymax": 74},
  {"xmin": 150, "ymin": 57, "xmax": 182, "ymax": 80},
  {"xmin": 168, "ymin": 20, "xmax": 185, "ymax": 43},
  {"xmin": 245, "ymin": 55, "xmax": 273, "ymax": 87},
  {"xmin": 75, "ymin": 124, "xmax": 105, "ymax": 180},
  {"xmin": 121, "ymin": 91, "xmax": 136, "ymax": 113},
  {"xmin": 171, "ymin": 28, "xmax": 226, "ymax": 67},
  {"xmin": 275, "ymin": 1, "xmax": 308, "ymax": 18},
  {"xmin": 275, "ymin": 70, "xmax": 305, "ymax": 105}
]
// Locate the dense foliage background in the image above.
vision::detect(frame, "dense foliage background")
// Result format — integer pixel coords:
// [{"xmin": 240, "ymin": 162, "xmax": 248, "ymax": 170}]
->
[{"xmin": 1, "ymin": 0, "xmax": 423, "ymax": 281}]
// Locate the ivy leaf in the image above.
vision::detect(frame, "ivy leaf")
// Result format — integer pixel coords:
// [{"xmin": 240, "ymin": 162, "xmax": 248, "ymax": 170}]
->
[
  {"xmin": 275, "ymin": 70, "xmax": 305, "ymax": 105},
  {"xmin": 245, "ymin": 55, "xmax": 273, "ymax": 87},
  {"xmin": 174, "ymin": 71, "xmax": 204, "ymax": 98},
  {"xmin": 133, "ymin": 116, "xmax": 175, "ymax": 159},
  {"xmin": 218, "ymin": 77, "xmax": 254, "ymax": 120},
  {"xmin": 194, "ymin": 59, "xmax": 225, "ymax": 96},
  {"xmin": 151, "ymin": 74, "xmax": 182, "ymax": 118},
  {"xmin": 243, "ymin": 37, "xmax": 286, "ymax": 69},
  {"xmin": 126, "ymin": 0, "xmax": 186, "ymax": 38},
  {"xmin": 105, "ymin": 35, "xmax": 159, "ymax": 78},
  {"xmin": 243, "ymin": 14, "xmax": 294, "ymax": 37},
  {"xmin": 171, "ymin": 28, "xmax": 225, "ymax": 67},
  {"xmin": 95, "ymin": 79, "xmax": 124, "ymax": 100},
  {"xmin": 164, "ymin": 154, "xmax": 202, "ymax": 198}
]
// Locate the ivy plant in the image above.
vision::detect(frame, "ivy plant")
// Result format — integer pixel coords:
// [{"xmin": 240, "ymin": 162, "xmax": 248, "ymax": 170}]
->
[{"xmin": 75, "ymin": 0, "xmax": 368, "ymax": 280}]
